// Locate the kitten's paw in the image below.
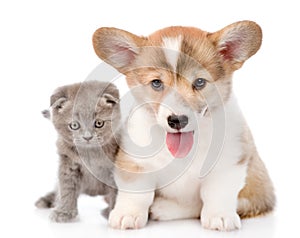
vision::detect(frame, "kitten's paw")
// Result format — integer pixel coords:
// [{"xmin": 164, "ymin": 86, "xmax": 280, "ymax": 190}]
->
[
  {"xmin": 35, "ymin": 197, "xmax": 52, "ymax": 209},
  {"xmin": 108, "ymin": 209, "xmax": 148, "ymax": 229},
  {"xmin": 201, "ymin": 211, "xmax": 241, "ymax": 231},
  {"xmin": 35, "ymin": 192, "xmax": 56, "ymax": 208},
  {"xmin": 50, "ymin": 209, "xmax": 78, "ymax": 223}
]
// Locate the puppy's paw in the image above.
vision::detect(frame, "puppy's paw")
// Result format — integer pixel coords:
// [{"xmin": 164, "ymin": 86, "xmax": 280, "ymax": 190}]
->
[
  {"xmin": 201, "ymin": 211, "xmax": 241, "ymax": 231},
  {"xmin": 108, "ymin": 209, "xmax": 148, "ymax": 229},
  {"xmin": 50, "ymin": 209, "xmax": 78, "ymax": 223},
  {"xmin": 149, "ymin": 201, "xmax": 167, "ymax": 221},
  {"xmin": 149, "ymin": 199, "xmax": 177, "ymax": 221}
]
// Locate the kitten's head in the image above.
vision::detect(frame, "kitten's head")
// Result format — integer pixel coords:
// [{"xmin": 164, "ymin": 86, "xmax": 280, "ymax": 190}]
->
[{"xmin": 50, "ymin": 81, "xmax": 120, "ymax": 147}]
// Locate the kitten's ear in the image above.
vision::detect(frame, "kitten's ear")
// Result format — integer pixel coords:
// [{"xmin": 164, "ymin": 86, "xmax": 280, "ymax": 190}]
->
[
  {"xmin": 93, "ymin": 27, "xmax": 145, "ymax": 73},
  {"xmin": 208, "ymin": 21, "xmax": 262, "ymax": 70},
  {"xmin": 50, "ymin": 89, "xmax": 67, "ymax": 110},
  {"xmin": 41, "ymin": 109, "xmax": 51, "ymax": 119},
  {"xmin": 99, "ymin": 93, "xmax": 119, "ymax": 108}
]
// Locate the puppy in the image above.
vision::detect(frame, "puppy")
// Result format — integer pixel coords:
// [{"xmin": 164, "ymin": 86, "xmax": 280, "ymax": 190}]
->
[{"xmin": 92, "ymin": 21, "xmax": 275, "ymax": 231}]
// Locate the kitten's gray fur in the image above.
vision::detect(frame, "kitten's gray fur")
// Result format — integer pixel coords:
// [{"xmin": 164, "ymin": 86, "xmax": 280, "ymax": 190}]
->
[{"xmin": 35, "ymin": 81, "xmax": 120, "ymax": 222}]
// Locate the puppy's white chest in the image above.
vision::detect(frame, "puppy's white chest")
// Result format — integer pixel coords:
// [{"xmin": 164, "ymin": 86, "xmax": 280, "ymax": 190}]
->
[{"xmin": 157, "ymin": 158, "xmax": 202, "ymax": 204}]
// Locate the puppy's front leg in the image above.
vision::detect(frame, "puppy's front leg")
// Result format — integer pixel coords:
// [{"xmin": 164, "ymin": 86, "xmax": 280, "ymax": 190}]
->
[
  {"xmin": 200, "ymin": 164, "xmax": 247, "ymax": 231},
  {"xmin": 109, "ymin": 148, "xmax": 156, "ymax": 229},
  {"xmin": 109, "ymin": 190, "xmax": 154, "ymax": 229}
]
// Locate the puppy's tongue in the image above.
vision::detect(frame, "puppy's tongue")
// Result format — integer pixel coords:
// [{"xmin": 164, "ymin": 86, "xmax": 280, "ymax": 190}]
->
[{"xmin": 166, "ymin": 132, "xmax": 194, "ymax": 158}]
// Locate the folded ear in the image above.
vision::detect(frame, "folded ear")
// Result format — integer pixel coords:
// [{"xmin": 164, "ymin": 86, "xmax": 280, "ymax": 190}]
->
[
  {"xmin": 208, "ymin": 21, "xmax": 262, "ymax": 70},
  {"xmin": 92, "ymin": 27, "xmax": 144, "ymax": 73},
  {"xmin": 41, "ymin": 109, "xmax": 51, "ymax": 119},
  {"xmin": 98, "ymin": 93, "xmax": 119, "ymax": 108},
  {"xmin": 50, "ymin": 88, "xmax": 67, "ymax": 110}
]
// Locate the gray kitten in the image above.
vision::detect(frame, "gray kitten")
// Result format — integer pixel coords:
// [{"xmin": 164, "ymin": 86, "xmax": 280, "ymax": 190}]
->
[{"xmin": 35, "ymin": 81, "xmax": 120, "ymax": 222}]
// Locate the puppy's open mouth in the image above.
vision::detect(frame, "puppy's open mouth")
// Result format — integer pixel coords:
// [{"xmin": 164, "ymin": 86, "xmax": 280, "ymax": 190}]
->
[{"xmin": 166, "ymin": 131, "xmax": 194, "ymax": 158}]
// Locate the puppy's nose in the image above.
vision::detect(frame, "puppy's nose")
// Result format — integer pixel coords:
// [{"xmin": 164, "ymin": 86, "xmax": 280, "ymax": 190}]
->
[{"xmin": 167, "ymin": 115, "xmax": 189, "ymax": 130}]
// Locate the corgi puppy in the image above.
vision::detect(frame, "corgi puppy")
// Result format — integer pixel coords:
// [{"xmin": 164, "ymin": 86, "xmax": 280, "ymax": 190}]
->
[{"xmin": 92, "ymin": 21, "xmax": 275, "ymax": 231}]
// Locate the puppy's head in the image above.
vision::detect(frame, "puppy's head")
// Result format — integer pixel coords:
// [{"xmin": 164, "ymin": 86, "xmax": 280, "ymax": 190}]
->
[{"xmin": 93, "ymin": 21, "xmax": 262, "ymax": 134}]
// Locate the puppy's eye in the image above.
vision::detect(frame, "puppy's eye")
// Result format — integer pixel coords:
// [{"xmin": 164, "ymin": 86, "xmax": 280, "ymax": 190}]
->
[
  {"xmin": 69, "ymin": 121, "xmax": 80, "ymax": 130},
  {"xmin": 151, "ymin": 79, "xmax": 164, "ymax": 91},
  {"xmin": 94, "ymin": 120, "xmax": 105, "ymax": 128},
  {"xmin": 193, "ymin": 78, "xmax": 207, "ymax": 90}
]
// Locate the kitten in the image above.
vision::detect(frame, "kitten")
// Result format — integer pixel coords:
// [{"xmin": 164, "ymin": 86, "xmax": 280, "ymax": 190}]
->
[{"xmin": 35, "ymin": 81, "xmax": 121, "ymax": 222}]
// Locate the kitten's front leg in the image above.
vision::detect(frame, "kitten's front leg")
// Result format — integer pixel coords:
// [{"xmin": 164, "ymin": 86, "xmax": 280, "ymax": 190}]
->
[
  {"xmin": 200, "ymin": 164, "xmax": 247, "ymax": 231},
  {"xmin": 109, "ymin": 190, "xmax": 154, "ymax": 229},
  {"xmin": 50, "ymin": 155, "xmax": 81, "ymax": 222},
  {"xmin": 102, "ymin": 186, "xmax": 117, "ymax": 218}
]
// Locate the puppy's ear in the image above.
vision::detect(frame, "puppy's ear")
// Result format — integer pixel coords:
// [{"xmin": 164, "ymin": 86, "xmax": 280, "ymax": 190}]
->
[
  {"xmin": 208, "ymin": 21, "xmax": 262, "ymax": 70},
  {"xmin": 93, "ymin": 27, "xmax": 144, "ymax": 73},
  {"xmin": 50, "ymin": 88, "xmax": 67, "ymax": 110},
  {"xmin": 98, "ymin": 93, "xmax": 119, "ymax": 108}
]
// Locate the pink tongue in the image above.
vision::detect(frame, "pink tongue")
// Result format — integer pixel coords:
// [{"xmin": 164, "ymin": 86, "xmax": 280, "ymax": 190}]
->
[{"xmin": 166, "ymin": 132, "xmax": 194, "ymax": 158}]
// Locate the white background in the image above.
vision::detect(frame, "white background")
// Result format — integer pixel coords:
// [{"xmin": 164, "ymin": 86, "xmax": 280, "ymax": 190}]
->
[{"xmin": 0, "ymin": 0, "xmax": 299, "ymax": 237}]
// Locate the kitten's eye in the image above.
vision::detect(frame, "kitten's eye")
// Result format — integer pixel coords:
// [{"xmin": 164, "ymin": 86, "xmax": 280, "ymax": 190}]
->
[
  {"xmin": 151, "ymin": 79, "xmax": 164, "ymax": 91},
  {"xmin": 69, "ymin": 121, "xmax": 80, "ymax": 130},
  {"xmin": 94, "ymin": 120, "xmax": 105, "ymax": 128},
  {"xmin": 192, "ymin": 78, "xmax": 207, "ymax": 90}
]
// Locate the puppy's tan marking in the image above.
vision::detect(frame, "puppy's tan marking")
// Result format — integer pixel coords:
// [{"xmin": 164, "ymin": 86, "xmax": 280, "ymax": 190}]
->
[
  {"xmin": 238, "ymin": 153, "xmax": 276, "ymax": 218},
  {"xmin": 115, "ymin": 150, "xmax": 144, "ymax": 182}
]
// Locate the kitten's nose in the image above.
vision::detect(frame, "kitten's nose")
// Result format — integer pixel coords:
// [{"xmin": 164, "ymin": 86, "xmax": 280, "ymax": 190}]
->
[
  {"xmin": 83, "ymin": 131, "xmax": 93, "ymax": 142},
  {"xmin": 167, "ymin": 114, "xmax": 189, "ymax": 130},
  {"xmin": 83, "ymin": 135, "xmax": 93, "ymax": 141}
]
